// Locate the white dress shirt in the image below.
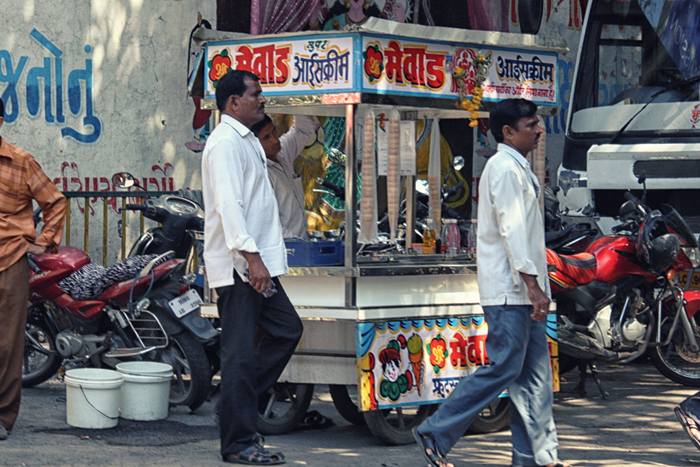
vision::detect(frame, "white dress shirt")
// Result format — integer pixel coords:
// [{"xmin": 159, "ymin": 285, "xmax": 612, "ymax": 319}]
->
[
  {"xmin": 201, "ymin": 114, "xmax": 288, "ymax": 289},
  {"xmin": 267, "ymin": 115, "xmax": 316, "ymax": 238},
  {"xmin": 476, "ymin": 143, "xmax": 551, "ymax": 306}
]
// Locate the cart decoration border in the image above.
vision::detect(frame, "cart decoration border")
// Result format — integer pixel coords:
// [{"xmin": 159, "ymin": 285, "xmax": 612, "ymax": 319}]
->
[{"xmin": 203, "ymin": 32, "xmax": 559, "ymax": 106}]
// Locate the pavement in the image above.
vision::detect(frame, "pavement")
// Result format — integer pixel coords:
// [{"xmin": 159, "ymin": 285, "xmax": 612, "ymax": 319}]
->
[{"xmin": 1, "ymin": 359, "xmax": 700, "ymax": 466}]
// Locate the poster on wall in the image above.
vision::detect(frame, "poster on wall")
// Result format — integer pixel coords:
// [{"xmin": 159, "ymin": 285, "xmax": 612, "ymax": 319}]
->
[{"xmin": 357, "ymin": 316, "xmax": 560, "ymax": 411}]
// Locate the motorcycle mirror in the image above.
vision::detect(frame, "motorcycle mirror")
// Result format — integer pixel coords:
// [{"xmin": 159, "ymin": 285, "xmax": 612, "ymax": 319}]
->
[
  {"xmin": 619, "ymin": 200, "xmax": 637, "ymax": 218},
  {"xmin": 112, "ymin": 172, "xmax": 136, "ymax": 189},
  {"xmin": 451, "ymin": 156, "xmax": 465, "ymax": 172},
  {"xmin": 637, "ymin": 171, "xmax": 647, "ymax": 185},
  {"xmin": 415, "ymin": 179, "xmax": 430, "ymax": 195}
]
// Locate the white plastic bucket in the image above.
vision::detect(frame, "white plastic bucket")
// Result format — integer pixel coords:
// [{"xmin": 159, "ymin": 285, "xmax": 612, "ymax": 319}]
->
[
  {"xmin": 116, "ymin": 362, "xmax": 173, "ymax": 421},
  {"xmin": 64, "ymin": 368, "xmax": 123, "ymax": 429}
]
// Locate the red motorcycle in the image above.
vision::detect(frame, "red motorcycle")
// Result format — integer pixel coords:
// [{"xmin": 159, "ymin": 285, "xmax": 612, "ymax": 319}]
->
[
  {"xmin": 23, "ymin": 245, "xmax": 216, "ymax": 410},
  {"xmin": 549, "ymin": 180, "xmax": 700, "ymax": 386}
]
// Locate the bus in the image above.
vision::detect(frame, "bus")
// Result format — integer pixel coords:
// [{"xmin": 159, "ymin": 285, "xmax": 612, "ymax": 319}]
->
[{"xmin": 558, "ymin": 0, "xmax": 700, "ymax": 234}]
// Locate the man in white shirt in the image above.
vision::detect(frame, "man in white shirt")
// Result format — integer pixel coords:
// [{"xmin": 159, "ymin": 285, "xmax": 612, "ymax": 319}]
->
[
  {"xmin": 201, "ymin": 69, "xmax": 302, "ymax": 466},
  {"xmin": 251, "ymin": 114, "xmax": 316, "ymax": 238},
  {"xmin": 413, "ymin": 99, "xmax": 570, "ymax": 467}
]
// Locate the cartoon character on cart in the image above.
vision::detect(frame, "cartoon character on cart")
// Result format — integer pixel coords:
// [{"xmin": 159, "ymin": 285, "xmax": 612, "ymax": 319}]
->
[{"xmin": 378, "ymin": 335, "xmax": 417, "ymax": 402}]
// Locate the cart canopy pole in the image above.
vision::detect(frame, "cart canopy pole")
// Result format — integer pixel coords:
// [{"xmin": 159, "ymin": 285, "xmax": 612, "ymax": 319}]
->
[{"xmin": 344, "ymin": 103, "xmax": 357, "ymax": 307}]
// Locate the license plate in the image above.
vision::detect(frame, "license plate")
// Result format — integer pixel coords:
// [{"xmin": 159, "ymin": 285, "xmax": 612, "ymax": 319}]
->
[
  {"xmin": 168, "ymin": 289, "xmax": 203, "ymax": 318},
  {"xmin": 679, "ymin": 270, "xmax": 700, "ymax": 290}
]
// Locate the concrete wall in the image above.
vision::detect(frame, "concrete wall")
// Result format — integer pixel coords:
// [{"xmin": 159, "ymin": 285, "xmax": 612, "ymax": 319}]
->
[{"xmin": 1, "ymin": 0, "xmax": 216, "ymax": 262}]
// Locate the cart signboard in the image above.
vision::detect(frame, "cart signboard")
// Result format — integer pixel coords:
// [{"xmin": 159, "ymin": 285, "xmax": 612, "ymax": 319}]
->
[
  {"xmin": 357, "ymin": 316, "xmax": 559, "ymax": 411},
  {"xmin": 204, "ymin": 33, "xmax": 559, "ymax": 106}
]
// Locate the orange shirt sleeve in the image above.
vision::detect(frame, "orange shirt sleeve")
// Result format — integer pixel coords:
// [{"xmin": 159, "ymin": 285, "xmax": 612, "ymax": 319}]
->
[{"xmin": 26, "ymin": 157, "xmax": 67, "ymax": 252}]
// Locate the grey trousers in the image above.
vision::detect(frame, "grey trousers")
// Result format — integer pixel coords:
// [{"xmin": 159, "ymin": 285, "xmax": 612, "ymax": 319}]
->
[{"xmin": 417, "ymin": 304, "xmax": 558, "ymax": 467}]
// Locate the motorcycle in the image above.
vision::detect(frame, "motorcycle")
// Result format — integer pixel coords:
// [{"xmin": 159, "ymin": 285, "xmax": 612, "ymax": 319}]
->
[
  {"xmin": 23, "ymin": 216, "xmax": 216, "ymax": 412},
  {"xmin": 549, "ymin": 173, "xmax": 700, "ymax": 387}
]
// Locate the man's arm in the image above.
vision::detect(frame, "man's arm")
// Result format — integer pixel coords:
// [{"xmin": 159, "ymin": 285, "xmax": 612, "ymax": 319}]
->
[
  {"xmin": 278, "ymin": 115, "xmax": 315, "ymax": 163},
  {"xmin": 520, "ymin": 273, "xmax": 550, "ymax": 321},
  {"xmin": 27, "ymin": 158, "xmax": 67, "ymax": 254}
]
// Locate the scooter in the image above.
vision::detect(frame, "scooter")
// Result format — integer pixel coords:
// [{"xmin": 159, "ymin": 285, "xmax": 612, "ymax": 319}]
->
[
  {"xmin": 23, "ymin": 244, "xmax": 216, "ymax": 411},
  {"xmin": 549, "ymin": 173, "xmax": 700, "ymax": 390}
]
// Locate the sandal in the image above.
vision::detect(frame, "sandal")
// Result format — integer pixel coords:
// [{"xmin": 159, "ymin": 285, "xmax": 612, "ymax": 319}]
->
[
  {"xmin": 676, "ymin": 406, "xmax": 700, "ymax": 451},
  {"xmin": 223, "ymin": 444, "xmax": 285, "ymax": 465},
  {"xmin": 297, "ymin": 410, "xmax": 334, "ymax": 431},
  {"xmin": 412, "ymin": 428, "xmax": 453, "ymax": 467}
]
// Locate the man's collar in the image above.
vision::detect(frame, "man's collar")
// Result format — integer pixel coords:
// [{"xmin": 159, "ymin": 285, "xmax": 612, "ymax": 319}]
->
[
  {"xmin": 497, "ymin": 143, "xmax": 530, "ymax": 168},
  {"xmin": 221, "ymin": 114, "xmax": 252, "ymax": 137}
]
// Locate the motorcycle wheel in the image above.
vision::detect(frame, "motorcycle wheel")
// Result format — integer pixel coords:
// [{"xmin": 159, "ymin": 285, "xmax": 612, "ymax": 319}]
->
[
  {"xmin": 257, "ymin": 383, "xmax": 314, "ymax": 435},
  {"xmin": 364, "ymin": 404, "xmax": 438, "ymax": 445},
  {"xmin": 649, "ymin": 314, "xmax": 700, "ymax": 387},
  {"xmin": 22, "ymin": 315, "xmax": 62, "ymax": 388},
  {"xmin": 152, "ymin": 330, "xmax": 211, "ymax": 411}
]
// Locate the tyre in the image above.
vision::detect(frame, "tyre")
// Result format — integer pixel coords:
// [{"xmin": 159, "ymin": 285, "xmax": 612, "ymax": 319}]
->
[
  {"xmin": 364, "ymin": 404, "xmax": 438, "ymax": 445},
  {"xmin": 22, "ymin": 314, "xmax": 62, "ymax": 388},
  {"xmin": 467, "ymin": 396, "xmax": 511, "ymax": 434},
  {"xmin": 257, "ymin": 383, "xmax": 314, "ymax": 435},
  {"xmin": 328, "ymin": 384, "xmax": 366, "ymax": 426},
  {"xmin": 152, "ymin": 330, "xmax": 211, "ymax": 410},
  {"xmin": 649, "ymin": 313, "xmax": 700, "ymax": 387}
]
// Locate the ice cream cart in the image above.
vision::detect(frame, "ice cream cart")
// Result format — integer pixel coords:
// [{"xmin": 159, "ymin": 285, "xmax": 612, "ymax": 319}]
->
[{"xmin": 193, "ymin": 18, "xmax": 566, "ymax": 445}]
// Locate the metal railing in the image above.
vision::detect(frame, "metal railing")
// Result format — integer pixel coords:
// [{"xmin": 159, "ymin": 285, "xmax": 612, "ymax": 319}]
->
[{"xmin": 62, "ymin": 191, "xmax": 177, "ymax": 266}]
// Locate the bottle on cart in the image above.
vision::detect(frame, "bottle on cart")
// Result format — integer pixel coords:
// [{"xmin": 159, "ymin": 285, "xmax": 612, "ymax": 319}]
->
[
  {"xmin": 444, "ymin": 219, "xmax": 461, "ymax": 256},
  {"xmin": 467, "ymin": 218, "xmax": 477, "ymax": 259},
  {"xmin": 422, "ymin": 218, "xmax": 436, "ymax": 254}
]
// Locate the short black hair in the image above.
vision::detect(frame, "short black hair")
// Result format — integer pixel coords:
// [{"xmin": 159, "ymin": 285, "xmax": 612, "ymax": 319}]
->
[
  {"xmin": 215, "ymin": 69, "xmax": 259, "ymax": 112},
  {"xmin": 0, "ymin": 96, "xmax": 4, "ymax": 119},
  {"xmin": 489, "ymin": 98, "xmax": 538, "ymax": 143},
  {"xmin": 251, "ymin": 114, "xmax": 273, "ymax": 137}
]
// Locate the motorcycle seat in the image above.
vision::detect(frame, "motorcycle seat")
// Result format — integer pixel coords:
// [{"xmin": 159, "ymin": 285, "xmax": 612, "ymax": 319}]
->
[
  {"xmin": 546, "ymin": 249, "xmax": 597, "ymax": 286},
  {"xmin": 58, "ymin": 252, "xmax": 175, "ymax": 300}
]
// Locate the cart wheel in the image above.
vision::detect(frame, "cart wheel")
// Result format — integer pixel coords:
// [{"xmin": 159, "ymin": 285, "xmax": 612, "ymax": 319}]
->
[
  {"xmin": 467, "ymin": 396, "xmax": 510, "ymax": 434},
  {"xmin": 364, "ymin": 404, "xmax": 438, "ymax": 445},
  {"xmin": 257, "ymin": 383, "xmax": 314, "ymax": 435},
  {"xmin": 328, "ymin": 384, "xmax": 366, "ymax": 426}
]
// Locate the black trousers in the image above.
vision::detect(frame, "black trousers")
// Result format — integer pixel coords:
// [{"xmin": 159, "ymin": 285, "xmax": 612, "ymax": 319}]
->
[{"xmin": 217, "ymin": 272, "xmax": 303, "ymax": 456}]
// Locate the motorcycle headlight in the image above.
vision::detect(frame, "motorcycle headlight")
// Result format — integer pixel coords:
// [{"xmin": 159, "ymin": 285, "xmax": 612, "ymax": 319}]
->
[{"xmin": 682, "ymin": 247, "xmax": 700, "ymax": 268}]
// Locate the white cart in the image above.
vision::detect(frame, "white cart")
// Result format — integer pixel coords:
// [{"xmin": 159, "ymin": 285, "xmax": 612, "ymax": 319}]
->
[{"xmin": 192, "ymin": 18, "xmax": 566, "ymax": 444}]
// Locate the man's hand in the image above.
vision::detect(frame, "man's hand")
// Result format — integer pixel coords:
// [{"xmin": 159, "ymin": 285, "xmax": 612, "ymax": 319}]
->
[
  {"xmin": 26, "ymin": 243, "xmax": 47, "ymax": 256},
  {"xmin": 241, "ymin": 251, "xmax": 272, "ymax": 294},
  {"xmin": 520, "ymin": 273, "xmax": 551, "ymax": 322}
]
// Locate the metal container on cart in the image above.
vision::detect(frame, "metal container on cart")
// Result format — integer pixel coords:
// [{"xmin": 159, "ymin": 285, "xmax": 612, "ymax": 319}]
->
[{"xmin": 191, "ymin": 18, "xmax": 566, "ymax": 444}]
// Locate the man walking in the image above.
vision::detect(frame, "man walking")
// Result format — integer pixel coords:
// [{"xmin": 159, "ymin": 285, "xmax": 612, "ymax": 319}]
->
[
  {"xmin": 251, "ymin": 114, "xmax": 315, "ymax": 239},
  {"xmin": 0, "ymin": 97, "xmax": 67, "ymax": 440},
  {"xmin": 201, "ymin": 69, "xmax": 302, "ymax": 465},
  {"xmin": 413, "ymin": 98, "xmax": 571, "ymax": 467}
]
